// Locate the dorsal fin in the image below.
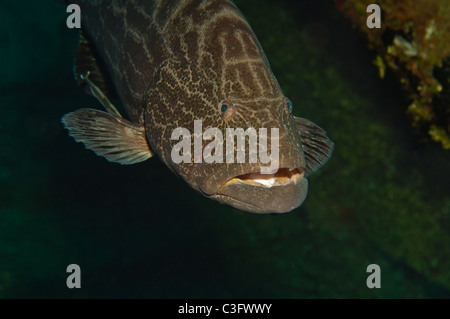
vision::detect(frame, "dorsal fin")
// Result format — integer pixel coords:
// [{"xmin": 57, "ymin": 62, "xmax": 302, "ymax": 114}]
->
[{"xmin": 74, "ymin": 31, "xmax": 117, "ymax": 100}]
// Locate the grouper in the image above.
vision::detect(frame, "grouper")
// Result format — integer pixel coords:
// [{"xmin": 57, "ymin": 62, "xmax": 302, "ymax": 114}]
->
[{"xmin": 61, "ymin": 0, "xmax": 334, "ymax": 213}]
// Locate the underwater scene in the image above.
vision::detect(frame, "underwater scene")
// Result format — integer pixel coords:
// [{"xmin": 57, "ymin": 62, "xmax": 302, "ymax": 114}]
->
[{"xmin": 1, "ymin": 0, "xmax": 449, "ymax": 298}]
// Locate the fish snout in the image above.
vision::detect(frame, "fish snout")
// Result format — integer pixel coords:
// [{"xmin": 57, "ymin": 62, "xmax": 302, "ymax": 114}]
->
[
  {"xmin": 213, "ymin": 176, "xmax": 308, "ymax": 214},
  {"xmin": 192, "ymin": 148, "xmax": 308, "ymax": 213}
]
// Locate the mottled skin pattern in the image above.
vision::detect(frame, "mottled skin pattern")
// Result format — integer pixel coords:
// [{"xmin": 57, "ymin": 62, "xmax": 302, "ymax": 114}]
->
[{"xmin": 73, "ymin": 0, "xmax": 314, "ymax": 213}]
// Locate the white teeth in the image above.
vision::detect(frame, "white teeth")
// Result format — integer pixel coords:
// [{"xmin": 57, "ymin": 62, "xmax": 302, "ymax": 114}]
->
[
  {"xmin": 222, "ymin": 169, "xmax": 304, "ymax": 189},
  {"xmin": 250, "ymin": 177, "xmax": 277, "ymax": 187}
]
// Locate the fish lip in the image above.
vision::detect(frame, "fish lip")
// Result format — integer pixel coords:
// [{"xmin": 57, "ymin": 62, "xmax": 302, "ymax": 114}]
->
[
  {"xmin": 192, "ymin": 148, "xmax": 306, "ymax": 196},
  {"xmin": 218, "ymin": 167, "xmax": 305, "ymax": 190},
  {"xmin": 212, "ymin": 175, "xmax": 309, "ymax": 214}
]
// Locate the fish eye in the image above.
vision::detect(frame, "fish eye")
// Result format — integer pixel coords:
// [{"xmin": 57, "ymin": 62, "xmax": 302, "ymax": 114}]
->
[
  {"xmin": 219, "ymin": 100, "xmax": 235, "ymax": 121},
  {"xmin": 286, "ymin": 100, "xmax": 294, "ymax": 113}
]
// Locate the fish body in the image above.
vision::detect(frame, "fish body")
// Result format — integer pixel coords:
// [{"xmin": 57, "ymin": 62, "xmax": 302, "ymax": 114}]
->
[{"xmin": 62, "ymin": 0, "xmax": 334, "ymax": 213}]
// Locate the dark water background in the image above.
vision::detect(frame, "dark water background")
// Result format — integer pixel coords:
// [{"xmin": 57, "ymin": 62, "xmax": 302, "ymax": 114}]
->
[{"xmin": 1, "ymin": 0, "xmax": 449, "ymax": 298}]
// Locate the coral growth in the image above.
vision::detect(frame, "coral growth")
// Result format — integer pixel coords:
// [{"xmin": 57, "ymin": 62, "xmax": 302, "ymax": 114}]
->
[{"xmin": 339, "ymin": 0, "xmax": 450, "ymax": 149}]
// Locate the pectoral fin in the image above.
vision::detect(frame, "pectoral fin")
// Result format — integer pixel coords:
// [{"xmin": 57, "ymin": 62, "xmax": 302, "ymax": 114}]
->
[
  {"xmin": 294, "ymin": 117, "xmax": 334, "ymax": 176},
  {"xmin": 62, "ymin": 109, "xmax": 153, "ymax": 165}
]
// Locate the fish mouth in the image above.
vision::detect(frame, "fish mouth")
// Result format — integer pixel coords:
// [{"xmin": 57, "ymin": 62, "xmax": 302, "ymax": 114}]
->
[
  {"xmin": 192, "ymin": 148, "xmax": 306, "ymax": 195},
  {"xmin": 212, "ymin": 167, "xmax": 308, "ymax": 214},
  {"xmin": 219, "ymin": 168, "xmax": 304, "ymax": 189},
  {"xmin": 192, "ymin": 148, "xmax": 308, "ymax": 214}
]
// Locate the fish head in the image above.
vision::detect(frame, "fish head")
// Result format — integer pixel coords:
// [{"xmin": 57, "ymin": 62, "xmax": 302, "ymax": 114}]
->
[
  {"xmin": 190, "ymin": 96, "xmax": 311, "ymax": 214},
  {"xmin": 146, "ymin": 61, "xmax": 332, "ymax": 214}
]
